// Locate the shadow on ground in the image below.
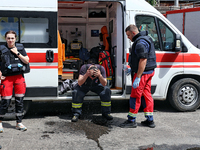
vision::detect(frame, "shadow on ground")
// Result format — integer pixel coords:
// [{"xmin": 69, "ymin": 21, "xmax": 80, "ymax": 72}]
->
[{"xmin": 25, "ymin": 99, "xmax": 177, "ymax": 119}]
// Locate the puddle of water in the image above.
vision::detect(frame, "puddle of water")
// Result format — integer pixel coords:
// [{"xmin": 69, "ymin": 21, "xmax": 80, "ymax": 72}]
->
[
  {"xmin": 43, "ymin": 131, "xmax": 55, "ymax": 134},
  {"xmin": 45, "ymin": 116, "xmax": 111, "ymax": 150},
  {"xmin": 41, "ymin": 134, "xmax": 51, "ymax": 139}
]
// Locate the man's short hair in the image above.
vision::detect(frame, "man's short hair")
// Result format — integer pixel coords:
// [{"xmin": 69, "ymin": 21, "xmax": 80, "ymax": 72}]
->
[{"xmin": 125, "ymin": 24, "xmax": 139, "ymax": 33}]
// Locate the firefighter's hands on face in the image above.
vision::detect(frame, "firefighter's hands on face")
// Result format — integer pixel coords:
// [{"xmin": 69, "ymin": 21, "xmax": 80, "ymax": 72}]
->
[
  {"xmin": 87, "ymin": 67, "xmax": 100, "ymax": 79},
  {"xmin": 86, "ymin": 68, "xmax": 91, "ymax": 77},
  {"xmin": 94, "ymin": 69, "xmax": 101, "ymax": 78},
  {"xmin": 87, "ymin": 66, "xmax": 94, "ymax": 77}
]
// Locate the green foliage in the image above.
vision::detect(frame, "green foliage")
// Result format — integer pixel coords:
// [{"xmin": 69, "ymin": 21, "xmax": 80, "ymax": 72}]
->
[{"xmin": 147, "ymin": 0, "xmax": 156, "ymax": 6}]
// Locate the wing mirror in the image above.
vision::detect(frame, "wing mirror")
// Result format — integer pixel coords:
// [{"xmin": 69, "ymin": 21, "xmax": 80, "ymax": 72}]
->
[{"xmin": 175, "ymin": 34, "xmax": 182, "ymax": 52}]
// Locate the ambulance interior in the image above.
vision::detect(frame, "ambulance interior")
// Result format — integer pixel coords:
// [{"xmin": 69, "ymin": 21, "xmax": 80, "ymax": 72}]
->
[{"xmin": 58, "ymin": 1, "xmax": 124, "ymax": 96}]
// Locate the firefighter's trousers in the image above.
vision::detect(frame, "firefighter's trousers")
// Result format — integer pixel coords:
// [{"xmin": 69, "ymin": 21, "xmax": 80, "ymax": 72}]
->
[
  {"xmin": 128, "ymin": 71, "xmax": 155, "ymax": 122},
  {"xmin": 72, "ymin": 84, "xmax": 111, "ymax": 116}
]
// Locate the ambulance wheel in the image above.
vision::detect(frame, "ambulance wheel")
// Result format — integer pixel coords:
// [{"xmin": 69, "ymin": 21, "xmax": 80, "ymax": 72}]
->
[
  {"xmin": 4, "ymin": 100, "xmax": 31, "ymax": 119},
  {"xmin": 168, "ymin": 78, "xmax": 200, "ymax": 111}
]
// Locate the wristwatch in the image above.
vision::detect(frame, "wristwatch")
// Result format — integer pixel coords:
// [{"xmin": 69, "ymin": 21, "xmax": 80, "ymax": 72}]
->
[{"xmin": 17, "ymin": 52, "xmax": 20, "ymax": 56}]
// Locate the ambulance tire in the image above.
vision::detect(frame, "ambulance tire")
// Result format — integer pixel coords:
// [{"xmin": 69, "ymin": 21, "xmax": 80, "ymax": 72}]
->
[
  {"xmin": 168, "ymin": 78, "xmax": 200, "ymax": 112},
  {"xmin": 4, "ymin": 100, "xmax": 31, "ymax": 119}
]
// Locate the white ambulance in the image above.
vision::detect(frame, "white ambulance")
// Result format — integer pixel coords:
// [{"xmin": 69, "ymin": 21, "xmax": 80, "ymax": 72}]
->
[{"xmin": 0, "ymin": 0, "xmax": 200, "ymax": 115}]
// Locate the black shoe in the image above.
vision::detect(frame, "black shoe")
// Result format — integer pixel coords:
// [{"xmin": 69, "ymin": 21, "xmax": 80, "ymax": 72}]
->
[
  {"xmin": 71, "ymin": 115, "xmax": 79, "ymax": 122},
  {"xmin": 102, "ymin": 113, "xmax": 113, "ymax": 120},
  {"xmin": 119, "ymin": 120, "xmax": 137, "ymax": 128},
  {"xmin": 141, "ymin": 119, "xmax": 155, "ymax": 128}
]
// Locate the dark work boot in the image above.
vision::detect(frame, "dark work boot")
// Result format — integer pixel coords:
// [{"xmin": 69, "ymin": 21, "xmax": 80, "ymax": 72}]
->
[
  {"xmin": 102, "ymin": 113, "xmax": 113, "ymax": 120},
  {"xmin": 71, "ymin": 114, "xmax": 79, "ymax": 122},
  {"xmin": 119, "ymin": 120, "xmax": 137, "ymax": 128},
  {"xmin": 141, "ymin": 119, "xmax": 156, "ymax": 128}
]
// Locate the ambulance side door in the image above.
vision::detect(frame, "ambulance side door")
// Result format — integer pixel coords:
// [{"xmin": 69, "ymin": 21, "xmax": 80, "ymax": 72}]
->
[{"xmin": 134, "ymin": 14, "xmax": 184, "ymax": 99}]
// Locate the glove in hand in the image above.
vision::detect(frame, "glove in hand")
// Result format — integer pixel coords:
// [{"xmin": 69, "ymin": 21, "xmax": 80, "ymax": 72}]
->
[
  {"xmin": 18, "ymin": 63, "xmax": 23, "ymax": 67},
  {"xmin": 132, "ymin": 77, "xmax": 141, "ymax": 89},
  {"xmin": 123, "ymin": 65, "xmax": 131, "ymax": 76},
  {"xmin": 126, "ymin": 68, "xmax": 131, "ymax": 76},
  {"xmin": 8, "ymin": 64, "xmax": 11, "ymax": 69}
]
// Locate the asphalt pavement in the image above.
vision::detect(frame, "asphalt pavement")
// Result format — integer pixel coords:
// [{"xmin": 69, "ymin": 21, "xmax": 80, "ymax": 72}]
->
[{"xmin": 0, "ymin": 100, "xmax": 200, "ymax": 150}]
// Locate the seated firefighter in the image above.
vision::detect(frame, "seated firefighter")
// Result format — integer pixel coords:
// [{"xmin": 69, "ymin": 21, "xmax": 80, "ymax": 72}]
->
[{"xmin": 71, "ymin": 64, "xmax": 113, "ymax": 122}]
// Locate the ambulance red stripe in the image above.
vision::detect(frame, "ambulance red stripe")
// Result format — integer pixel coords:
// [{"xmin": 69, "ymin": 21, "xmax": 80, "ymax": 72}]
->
[
  {"xmin": 27, "ymin": 53, "xmax": 58, "ymax": 63},
  {"xmin": 126, "ymin": 53, "xmax": 200, "ymax": 63},
  {"xmin": 157, "ymin": 65, "xmax": 200, "ymax": 68}
]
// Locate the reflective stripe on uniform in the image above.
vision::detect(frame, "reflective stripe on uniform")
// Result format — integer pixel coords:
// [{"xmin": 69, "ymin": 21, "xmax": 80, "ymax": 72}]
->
[
  {"xmin": 0, "ymin": 115, "xmax": 5, "ymax": 117},
  {"xmin": 16, "ymin": 113, "xmax": 24, "ymax": 116},
  {"xmin": 15, "ymin": 94, "xmax": 25, "ymax": 97},
  {"xmin": 101, "ymin": 101, "xmax": 111, "ymax": 107},
  {"xmin": 144, "ymin": 112, "xmax": 153, "ymax": 116},
  {"xmin": 72, "ymin": 103, "xmax": 83, "ymax": 108},
  {"xmin": 128, "ymin": 112, "xmax": 137, "ymax": 118}
]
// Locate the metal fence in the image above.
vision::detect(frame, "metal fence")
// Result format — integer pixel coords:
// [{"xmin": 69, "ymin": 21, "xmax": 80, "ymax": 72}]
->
[{"xmin": 169, "ymin": 1, "xmax": 200, "ymax": 10}]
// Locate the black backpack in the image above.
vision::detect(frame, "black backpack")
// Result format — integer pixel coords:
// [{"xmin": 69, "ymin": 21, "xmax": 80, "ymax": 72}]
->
[
  {"xmin": 88, "ymin": 45, "xmax": 104, "ymax": 64},
  {"xmin": 79, "ymin": 47, "xmax": 90, "ymax": 62}
]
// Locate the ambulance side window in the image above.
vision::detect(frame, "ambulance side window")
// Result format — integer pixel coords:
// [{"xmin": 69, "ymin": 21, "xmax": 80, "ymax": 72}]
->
[
  {"xmin": 0, "ymin": 11, "xmax": 57, "ymax": 48},
  {"xmin": 158, "ymin": 19, "xmax": 175, "ymax": 51},
  {"xmin": 20, "ymin": 18, "xmax": 49, "ymax": 43},
  {"xmin": 0, "ymin": 17, "xmax": 49, "ymax": 44},
  {"xmin": 135, "ymin": 15, "xmax": 160, "ymax": 51},
  {"xmin": 0, "ymin": 17, "xmax": 19, "ymax": 42}
]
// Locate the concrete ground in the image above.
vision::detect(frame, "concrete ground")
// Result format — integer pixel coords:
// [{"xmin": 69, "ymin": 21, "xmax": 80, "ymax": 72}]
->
[{"xmin": 0, "ymin": 100, "xmax": 200, "ymax": 150}]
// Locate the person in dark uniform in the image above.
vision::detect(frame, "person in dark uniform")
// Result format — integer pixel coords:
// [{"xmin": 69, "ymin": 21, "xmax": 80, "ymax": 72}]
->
[
  {"xmin": 0, "ymin": 30, "xmax": 30, "ymax": 133},
  {"xmin": 71, "ymin": 64, "xmax": 113, "ymax": 122},
  {"xmin": 119, "ymin": 25, "xmax": 157, "ymax": 128}
]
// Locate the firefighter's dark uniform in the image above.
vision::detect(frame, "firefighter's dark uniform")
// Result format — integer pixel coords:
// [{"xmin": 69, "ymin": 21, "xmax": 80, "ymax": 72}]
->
[
  {"xmin": 72, "ymin": 64, "xmax": 111, "ymax": 116},
  {"xmin": 0, "ymin": 43, "xmax": 29, "ymax": 123}
]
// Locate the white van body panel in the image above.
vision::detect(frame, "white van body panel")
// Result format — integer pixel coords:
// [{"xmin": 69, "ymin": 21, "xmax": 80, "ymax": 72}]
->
[
  {"xmin": 165, "ymin": 9, "xmax": 200, "ymax": 89},
  {"xmin": 25, "ymin": 47, "xmax": 58, "ymax": 88},
  {"xmin": 126, "ymin": 0, "xmax": 156, "ymax": 12},
  {"xmin": 126, "ymin": 0, "xmax": 200, "ymax": 100},
  {"xmin": 0, "ymin": 0, "xmax": 57, "ymax": 11}
]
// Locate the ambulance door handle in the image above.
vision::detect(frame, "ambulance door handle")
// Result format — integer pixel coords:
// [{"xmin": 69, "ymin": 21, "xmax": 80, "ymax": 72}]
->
[{"xmin": 46, "ymin": 50, "xmax": 54, "ymax": 62}]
